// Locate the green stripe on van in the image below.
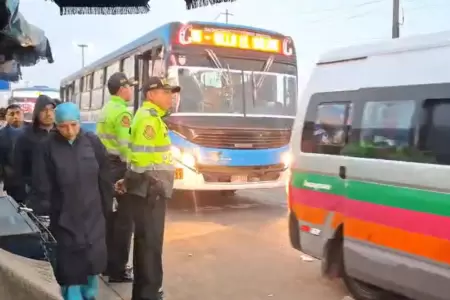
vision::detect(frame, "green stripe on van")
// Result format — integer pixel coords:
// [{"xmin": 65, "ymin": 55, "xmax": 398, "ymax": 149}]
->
[
  {"xmin": 291, "ymin": 171, "xmax": 450, "ymax": 217},
  {"xmin": 291, "ymin": 172, "xmax": 345, "ymax": 196}
]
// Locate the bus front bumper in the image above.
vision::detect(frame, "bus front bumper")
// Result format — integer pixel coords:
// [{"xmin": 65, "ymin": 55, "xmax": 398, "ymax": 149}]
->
[{"xmin": 172, "ymin": 161, "xmax": 289, "ymax": 191}]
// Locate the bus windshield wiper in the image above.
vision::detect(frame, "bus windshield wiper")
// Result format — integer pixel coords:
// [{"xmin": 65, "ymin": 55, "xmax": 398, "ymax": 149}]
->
[
  {"xmin": 205, "ymin": 49, "xmax": 231, "ymax": 85},
  {"xmin": 256, "ymin": 55, "xmax": 274, "ymax": 89},
  {"xmin": 205, "ymin": 49, "xmax": 236, "ymax": 111}
]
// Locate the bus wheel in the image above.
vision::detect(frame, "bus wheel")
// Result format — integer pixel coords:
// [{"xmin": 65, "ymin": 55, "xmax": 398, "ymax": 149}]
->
[{"xmin": 220, "ymin": 190, "xmax": 236, "ymax": 197}]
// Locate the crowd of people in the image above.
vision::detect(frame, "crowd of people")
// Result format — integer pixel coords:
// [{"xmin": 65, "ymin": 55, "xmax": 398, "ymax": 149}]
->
[{"xmin": 0, "ymin": 72, "xmax": 180, "ymax": 300}]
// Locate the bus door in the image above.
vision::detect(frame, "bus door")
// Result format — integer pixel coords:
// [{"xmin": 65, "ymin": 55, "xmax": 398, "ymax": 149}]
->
[{"xmin": 136, "ymin": 44, "xmax": 166, "ymax": 110}]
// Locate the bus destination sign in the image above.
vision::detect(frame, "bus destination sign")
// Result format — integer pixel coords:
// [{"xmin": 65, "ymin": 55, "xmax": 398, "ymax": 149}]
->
[{"xmin": 178, "ymin": 25, "xmax": 294, "ymax": 56}]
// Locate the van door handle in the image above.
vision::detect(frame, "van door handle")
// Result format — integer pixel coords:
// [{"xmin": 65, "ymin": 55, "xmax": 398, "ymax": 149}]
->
[{"xmin": 339, "ymin": 166, "xmax": 346, "ymax": 179}]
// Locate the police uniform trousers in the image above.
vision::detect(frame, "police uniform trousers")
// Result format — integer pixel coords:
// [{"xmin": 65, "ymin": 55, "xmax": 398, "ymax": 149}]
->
[
  {"xmin": 106, "ymin": 156, "xmax": 133, "ymax": 276},
  {"xmin": 129, "ymin": 192, "xmax": 166, "ymax": 300}
]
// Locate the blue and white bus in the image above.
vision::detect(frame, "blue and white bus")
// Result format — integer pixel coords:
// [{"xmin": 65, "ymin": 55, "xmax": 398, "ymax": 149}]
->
[
  {"xmin": 9, "ymin": 86, "xmax": 60, "ymax": 121},
  {"xmin": 60, "ymin": 21, "xmax": 297, "ymax": 193}
]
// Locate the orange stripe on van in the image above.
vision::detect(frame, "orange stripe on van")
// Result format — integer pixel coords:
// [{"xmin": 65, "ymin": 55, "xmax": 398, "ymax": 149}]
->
[
  {"xmin": 332, "ymin": 212, "xmax": 344, "ymax": 229},
  {"xmin": 291, "ymin": 202, "xmax": 329, "ymax": 225},
  {"xmin": 345, "ymin": 217, "xmax": 450, "ymax": 265}
]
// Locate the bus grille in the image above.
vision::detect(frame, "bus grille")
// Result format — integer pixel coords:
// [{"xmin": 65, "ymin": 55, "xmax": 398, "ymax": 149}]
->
[
  {"xmin": 197, "ymin": 164, "xmax": 284, "ymax": 183},
  {"xmin": 190, "ymin": 129, "xmax": 291, "ymax": 149}
]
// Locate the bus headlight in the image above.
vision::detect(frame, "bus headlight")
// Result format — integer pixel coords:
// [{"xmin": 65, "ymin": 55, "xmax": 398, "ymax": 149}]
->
[
  {"xmin": 171, "ymin": 146, "xmax": 181, "ymax": 158},
  {"xmin": 281, "ymin": 152, "xmax": 292, "ymax": 168},
  {"xmin": 181, "ymin": 152, "xmax": 196, "ymax": 168},
  {"xmin": 171, "ymin": 146, "xmax": 196, "ymax": 168}
]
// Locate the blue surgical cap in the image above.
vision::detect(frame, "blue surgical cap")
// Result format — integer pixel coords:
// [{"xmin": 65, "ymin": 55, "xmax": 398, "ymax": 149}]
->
[{"xmin": 55, "ymin": 102, "xmax": 80, "ymax": 124}]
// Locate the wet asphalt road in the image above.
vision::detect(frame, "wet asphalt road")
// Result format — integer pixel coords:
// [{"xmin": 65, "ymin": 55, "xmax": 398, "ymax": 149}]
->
[{"xmin": 99, "ymin": 188, "xmax": 350, "ymax": 300}]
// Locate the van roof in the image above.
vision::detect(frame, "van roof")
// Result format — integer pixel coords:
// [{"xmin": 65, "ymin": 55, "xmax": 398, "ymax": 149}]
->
[{"xmin": 318, "ymin": 30, "xmax": 450, "ymax": 64}]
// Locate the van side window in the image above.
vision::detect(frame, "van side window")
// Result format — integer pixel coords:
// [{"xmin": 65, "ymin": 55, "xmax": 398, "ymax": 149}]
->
[
  {"xmin": 419, "ymin": 100, "xmax": 450, "ymax": 165},
  {"xmin": 360, "ymin": 100, "xmax": 415, "ymax": 148},
  {"xmin": 301, "ymin": 102, "xmax": 352, "ymax": 155},
  {"xmin": 343, "ymin": 100, "xmax": 419, "ymax": 161}
]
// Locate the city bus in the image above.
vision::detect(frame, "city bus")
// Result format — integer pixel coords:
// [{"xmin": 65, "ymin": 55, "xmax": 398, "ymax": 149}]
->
[
  {"xmin": 60, "ymin": 21, "xmax": 297, "ymax": 193},
  {"xmin": 9, "ymin": 86, "xmax": 60, "ymax": 120}
]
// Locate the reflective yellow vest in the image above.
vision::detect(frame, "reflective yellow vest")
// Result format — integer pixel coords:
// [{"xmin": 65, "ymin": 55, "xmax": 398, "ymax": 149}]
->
[
  {"xmin": 129, "ymin": 101, "xmax": 173, "ymax": 172},
  {"xmin": 96, "ymin": 96, "xmax": 131, "ymax": 161}
]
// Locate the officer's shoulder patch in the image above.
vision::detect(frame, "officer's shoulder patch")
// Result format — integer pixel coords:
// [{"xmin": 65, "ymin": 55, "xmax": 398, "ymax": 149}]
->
[
  {"xmin": 143, "ymin": 125, "xmax": 155, "ymax": 139},
  {"xmin": 120, "ymin": 115, "xmax": 131, "ymax": 128},
  {"xmin": 147, "ymin": 108, "xmax": 158, "ymax": 117}
]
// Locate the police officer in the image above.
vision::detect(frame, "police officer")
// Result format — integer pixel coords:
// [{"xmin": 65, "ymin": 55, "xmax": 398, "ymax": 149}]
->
[
  {"xmin": 115, "ymin": 77, "xmax": 180, "ymax": 300},
  {"xmin": 96, "ymin": 72, "xmax": 135, "ymax": 283}
]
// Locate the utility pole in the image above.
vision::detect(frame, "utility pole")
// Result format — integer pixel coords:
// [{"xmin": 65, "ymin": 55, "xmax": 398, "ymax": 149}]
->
[
  {"xmin": 77, "ymin": 44, "xmax": 88, "ymax": 68},
  {"xmin": 392, "ymin": 0, "xmax": 400, "ymax": 39},
  {"xmin": 215, "ymin": 9, "xmax": 234, "ymax": 24}
]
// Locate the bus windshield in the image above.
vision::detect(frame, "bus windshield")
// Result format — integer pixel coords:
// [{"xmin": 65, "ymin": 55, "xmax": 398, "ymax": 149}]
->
[{"xmin": 175, "ymin": 66, "xmax": 296, "ymax": 116}]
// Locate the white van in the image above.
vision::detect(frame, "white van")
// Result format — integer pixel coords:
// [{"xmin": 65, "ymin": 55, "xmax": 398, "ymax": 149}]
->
[{"xmin": 288, "ymin": 31, "xmax": 450, "ymax": 300}]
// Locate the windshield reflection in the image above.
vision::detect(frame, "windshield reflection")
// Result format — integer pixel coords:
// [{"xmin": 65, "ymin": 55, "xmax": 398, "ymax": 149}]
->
[{"xmin": 174, "ymin": 67, "xmax": 296, "ymax": 116}]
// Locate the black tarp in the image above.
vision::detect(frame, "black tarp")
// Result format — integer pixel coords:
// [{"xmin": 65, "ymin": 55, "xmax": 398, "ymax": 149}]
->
[
  {"xmin": 47, "ymin": 0, "xmax": 236, "ymax": 15},
  {"xmin": 0, "ymin": 195, "xmax": 45, "ymax": 260},
  {"xmin": 0, "ymin": 0, "xmax": 54, "ymax": 81}
]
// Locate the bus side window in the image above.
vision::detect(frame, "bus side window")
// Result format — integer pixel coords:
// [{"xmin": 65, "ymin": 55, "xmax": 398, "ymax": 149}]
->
[
  {"xmin": 104, "ymin": 63, "xmax": 120, "ymax": 104},
  {"xmin": 151, "ymin": 46, "xmax": 165, "ymax": 77},
  {"xmin": 73, "ymin": 79, "xmax": 81, "ymax": 107},
  {"xmin": 80, "ymin": 74, "xmax": 92, "ymax": 111},
  {"xmin": 91, "ymin": 69, "xmax": 104, "ymax": 110},
  {"xmin": 301, "ymin": 101, "xmax": 352, "ymax": 155},
  {"xmin": 123, "ymin": 56, "xmax": 135, "ymax": 107}
]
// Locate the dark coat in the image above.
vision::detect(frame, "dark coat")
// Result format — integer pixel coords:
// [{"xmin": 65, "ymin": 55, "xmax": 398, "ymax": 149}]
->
[
  {"xmin": 0, "ymin": 124, "xmax": 28, "ymax": 200},
  {"xmin": 14, "ymin": 95, "xmax": 56, "ymax": 189},
  {"xmin": 32, "ymin": 130, "xmax": 113, "ymax": 285}
]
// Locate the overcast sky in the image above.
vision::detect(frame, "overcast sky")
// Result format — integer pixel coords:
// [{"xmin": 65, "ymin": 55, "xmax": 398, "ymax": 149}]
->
[{"xmin": 15, "ymin": 0, "xmax": 450, "ymax": 90}]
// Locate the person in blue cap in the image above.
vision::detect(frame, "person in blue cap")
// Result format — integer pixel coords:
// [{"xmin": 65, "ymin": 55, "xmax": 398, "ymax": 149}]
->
[{"xmin": 31, "ymin": 102, "xmax": 113, "ymax": 300}]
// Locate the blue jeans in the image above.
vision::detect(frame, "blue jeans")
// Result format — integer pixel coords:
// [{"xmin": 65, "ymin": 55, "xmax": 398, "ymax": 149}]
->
[{"xmin": 61, "ymin": 275, "xmax": 99, "ymax": 300}]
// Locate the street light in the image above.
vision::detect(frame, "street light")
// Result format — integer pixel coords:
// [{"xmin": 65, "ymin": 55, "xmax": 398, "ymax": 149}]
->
[{"xmin": 77, "ymin": 44, "xmax": 88, "ymax": 68}]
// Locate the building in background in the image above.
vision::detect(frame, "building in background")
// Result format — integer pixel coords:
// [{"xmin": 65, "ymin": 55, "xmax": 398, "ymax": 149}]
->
[
  {"xmin": 0, "ymin": 80, "xmax": 11, "ymax": 108},
  {"xmin": 9, "ymin": 86, "xmax": 59, "ymax": 120}
]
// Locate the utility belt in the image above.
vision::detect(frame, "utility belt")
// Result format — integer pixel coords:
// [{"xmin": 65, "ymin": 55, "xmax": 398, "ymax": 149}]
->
[{"xmin": 124, "ymin": 169, "xmax": 174, "ymax": 200}]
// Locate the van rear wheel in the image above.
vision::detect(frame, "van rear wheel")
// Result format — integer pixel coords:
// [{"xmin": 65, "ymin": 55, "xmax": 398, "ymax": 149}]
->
[
  {"xmin": 338, "ymin": 239, "xmax": 390, "ymax": 300},
  {"xmin": 343, "ymin": 273, "xmax": 388, "ymax": 300}
]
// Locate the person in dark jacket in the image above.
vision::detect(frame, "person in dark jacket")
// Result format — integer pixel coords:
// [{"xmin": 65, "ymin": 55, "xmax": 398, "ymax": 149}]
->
[
  {"xmin": 14, "ymin": 95, "xmax": 56, "ymax": 199},
  {"xmin": 0, "ymin": 107, "xmax": 7, "ymax": 129},
  {"xmin": 0, "ymin": 104, "xmax": 28, "ymax": 201},
  {"xmin": 32, "ymin": 102, "xmax": 113, "ymax": 300}
]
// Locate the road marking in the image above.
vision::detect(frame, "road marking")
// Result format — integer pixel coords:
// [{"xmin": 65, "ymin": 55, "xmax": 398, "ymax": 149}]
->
[{"xmin": 225, "ymin": 203, "xmax": 258, "ymax": 209}]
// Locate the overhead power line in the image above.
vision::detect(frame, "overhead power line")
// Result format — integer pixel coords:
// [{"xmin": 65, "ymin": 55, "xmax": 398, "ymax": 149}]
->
[{"xmin": 296, "ymin": 0, "xmax": 386, "ymax": 16}]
